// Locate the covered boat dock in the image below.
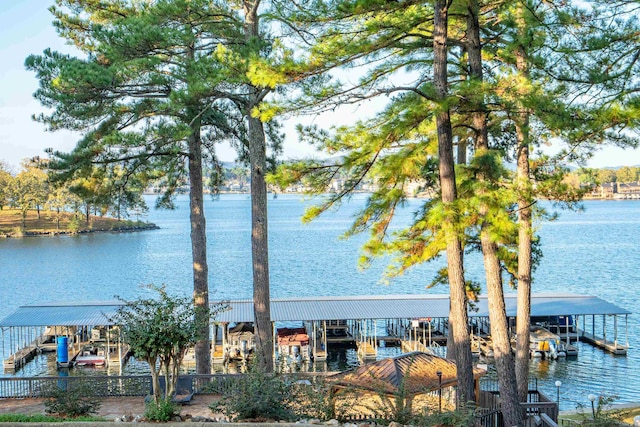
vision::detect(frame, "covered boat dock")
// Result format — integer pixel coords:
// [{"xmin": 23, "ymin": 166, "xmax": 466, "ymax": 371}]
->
[
  {"xmin": 0, "ymin": 301, "xmax": 129, "ymax": 372},
  {"xmin": 213, "ymin": 292, "xmax": 631, "ymax": 360},
  {"xmin": 0, "ymin": 293, "xmax": 631, "ymax": 371}
]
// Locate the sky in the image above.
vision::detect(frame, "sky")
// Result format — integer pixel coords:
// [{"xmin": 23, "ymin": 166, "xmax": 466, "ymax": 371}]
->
[{"xmin": 1, "ymin": 1, "xmax": 639, "ymax": 172}]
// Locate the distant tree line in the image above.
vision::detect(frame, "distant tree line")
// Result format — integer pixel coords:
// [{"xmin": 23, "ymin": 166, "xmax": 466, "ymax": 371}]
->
[
  {"xmin": 569, "ymin": 166, "xmax": 640, "ymax": 186},
  {"xmin": 0, "ymin": 158, "xmax": 147, "ymax": 228}
]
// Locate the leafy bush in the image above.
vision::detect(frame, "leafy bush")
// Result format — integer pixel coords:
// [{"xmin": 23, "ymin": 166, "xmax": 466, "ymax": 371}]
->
[
  {"xmin": 212, "ymin": 365, "xmax": 295, "ymax": 422},
  {"xmin": 288, "ymin": 377, "xmax": 338, "ymax": 421},
  {"xmin": 145, "ymin": 398, "xmax": 179, "ymax": 422},
  {"xmin": 43, "ymin": 382, "xmax": 101, "ymax": 418}
]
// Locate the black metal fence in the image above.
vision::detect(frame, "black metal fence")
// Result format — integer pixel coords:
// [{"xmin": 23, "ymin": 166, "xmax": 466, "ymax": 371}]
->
[
  {"xmin": 0, "ymin": 374, "xmax": 247, "ymax": 398},
  {"xmin": 0, "ymin": 372, "xmax": 327, "ymax": 399},
  {"xmin": 0, "ymin": 375, "xmax": 150, "ymax": 398}
]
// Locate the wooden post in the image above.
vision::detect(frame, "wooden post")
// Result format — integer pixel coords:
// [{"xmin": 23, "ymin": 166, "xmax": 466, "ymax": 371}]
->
[
  {"xmin": 272, "ymin": 321, "xmax": 276, "ymax": 370},
  {"xmin": 323, "ymin": 320, "xmax": 327, "ymax": 354},
  {"xmin": 313, "ymin": 321, "xmax": 317, "ymax": 359},
  {"xmin": 625, "ymin": 315, "xmax": 629, "ymax": 347},
  {"xmin": 374, "ymin": 320, "xmax": 378, "ymax": 352}
]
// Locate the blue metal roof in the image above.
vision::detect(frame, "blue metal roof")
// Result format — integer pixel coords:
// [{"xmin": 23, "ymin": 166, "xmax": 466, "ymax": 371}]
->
[{"xmin": 0, "ymin": 293, "xmax": 630, "ymax": 328}]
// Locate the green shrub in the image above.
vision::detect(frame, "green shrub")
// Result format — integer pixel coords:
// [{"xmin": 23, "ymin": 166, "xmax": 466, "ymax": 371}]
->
[
  {"xmin": 211, "ymin": 364, "xmax": 297, "ymax": 422},
  {"xmin": 145, "ymin": 398, "xmax": 179, "ymax": 422},
  {"xmin": 288, "ymin": 377, "xmax": 337, "ymax": 421},
  {"xmin": 44, "ymin": 382, "xmax": 101, "ymax": 418}
]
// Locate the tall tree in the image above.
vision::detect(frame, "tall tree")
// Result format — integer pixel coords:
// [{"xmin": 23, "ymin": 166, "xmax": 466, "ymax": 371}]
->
[
  {"xmin": 433, "ymin": 0, "xmax": 476, "ymax": 405},
  {"xmin": 27, "ymin": 0, "xmax": 247, "ymax": 374},
  {"xmin": 243, "ymin": 0, "xmax": 274, "ymax": 373},
  {"xmin": 268, "ymin": 0, "xmax": 476, "ymax": 402},
  {"xmin": 462, "ymin": 1, "xmax": 523, "ymax": 423},
  {"xmin": 510, "ymin": 0, "xmax": 534, "ymax": 404}
]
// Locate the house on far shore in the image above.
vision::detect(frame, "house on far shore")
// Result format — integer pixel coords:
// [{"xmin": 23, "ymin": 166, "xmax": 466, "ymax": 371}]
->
[
  {"xmin": 615, "ymin": 181, "xmax": 640, "ymax": 199},
  {"xmin": 584, "ymin": 181, "xmax": 640, "ymax": 199}
]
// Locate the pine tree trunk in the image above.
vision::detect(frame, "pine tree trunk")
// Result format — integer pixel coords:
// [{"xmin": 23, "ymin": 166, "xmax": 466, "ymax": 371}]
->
[
  {"xmin": 514, "ymin": 18, "xmax": 533, "ymax": 402},
  {"xmin": 466, "ymin": 1, "xmax": 523, "ymax": 423},
  {"xmin": 188, "ymin": 121, "xmax": 211, "ymax": 375},
  {"xmin": 434, "ymin": 0, "xmax": 475, "ymax": 405},
  {"xmin": 515, "ymin": 118, "xmax": 532, "ymax": 403},
  {"xmin": 482, "ymin": 236, "xmax": 522, "ymax": 426},
  {"xmin": 245, "ymin": 0, "xmax": 274, "ymax": 373},
  {"xmin": 248, "ymin": 112, "xmax": 274, "ymax": 373}
]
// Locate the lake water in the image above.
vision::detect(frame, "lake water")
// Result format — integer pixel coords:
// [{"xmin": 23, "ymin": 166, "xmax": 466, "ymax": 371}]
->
[{"xmin": 0, "ymin": 194, "xmax": 638, "ymax": 410}]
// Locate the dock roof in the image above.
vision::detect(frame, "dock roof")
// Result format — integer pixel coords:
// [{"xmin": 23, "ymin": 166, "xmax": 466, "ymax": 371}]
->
[
  {"xmin": 214, "ymin": 293, "xmax": 631, "ymax": 323},
  {"xmin": 0, "ymin": 293, "xmax": 630, "ymax": 328}
]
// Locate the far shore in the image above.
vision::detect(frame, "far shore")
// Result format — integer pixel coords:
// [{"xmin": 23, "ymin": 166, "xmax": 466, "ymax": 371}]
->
[{"xmin": 0, "ymin": 209, "xmax": 158, "ymax": 238}]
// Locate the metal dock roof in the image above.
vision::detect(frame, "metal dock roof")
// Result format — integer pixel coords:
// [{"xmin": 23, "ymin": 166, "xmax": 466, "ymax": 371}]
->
[
  {"xmin": 0, "ymin": 293, "xmax": 629, "ymax": 327},
  {"xmin": 214, "ymin": 293, "xmax": 632, "ymax": 323},
  {"xmin": 0, "ymin": 301, "xmax": 122, "ymax": 328}
]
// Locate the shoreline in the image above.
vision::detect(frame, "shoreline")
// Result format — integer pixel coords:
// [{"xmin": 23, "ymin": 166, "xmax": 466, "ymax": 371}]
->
[
  {"xmin": 0, "ymin": 209, "xmax": 160, "ymax": 239},
  {"xmin": 7, "ymin": 223, "xmax": 160, "ymax": 238}
]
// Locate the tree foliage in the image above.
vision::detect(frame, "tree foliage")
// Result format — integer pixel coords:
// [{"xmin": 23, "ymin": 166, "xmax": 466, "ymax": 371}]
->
[
  {"xmin": 269, "ymin": 0, "xmax": 640, "ymax": 416},
  {"xmin": 111, "ymin": 285, "xmax": 223, "ymax": 403}
]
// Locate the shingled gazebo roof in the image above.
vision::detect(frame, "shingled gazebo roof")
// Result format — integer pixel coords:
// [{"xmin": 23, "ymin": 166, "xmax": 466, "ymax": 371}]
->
[{"xmin": 329, "ymin": 352, "xmax": 486, "ymax": 395}]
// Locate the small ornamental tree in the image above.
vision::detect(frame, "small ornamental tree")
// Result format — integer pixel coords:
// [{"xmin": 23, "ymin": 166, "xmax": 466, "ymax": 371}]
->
[{"xmin": 112, "ymin": 285, "xmax": 219, "ymax": 403}]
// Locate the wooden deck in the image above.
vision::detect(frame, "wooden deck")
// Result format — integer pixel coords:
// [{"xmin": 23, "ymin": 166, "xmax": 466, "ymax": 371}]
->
[
  {"xmin": 314, "ymin": 344, "xmax": 327, "ymax": 361},
  {"xmin": 579, "ymin": 331, "xmax": 627, "ymax": 355},
  {"xmin": 356, "ymin": 342, "xmax": 376, "ymax": 361},
  {"xmin": 3, "ymin": 343, "xmax": 39, "ymax": 371}
]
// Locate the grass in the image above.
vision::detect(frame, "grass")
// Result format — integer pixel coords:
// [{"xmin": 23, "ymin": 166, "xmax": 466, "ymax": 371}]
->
[
  {"xmin": 0, "ymin": 413, "xmax": 106, "ymax": 422},
  {"xmin": 560, "ymin": 406, "xmax": 640, "ymax": 425},
  {"xmin": 0, "ymin": 209, "xmax": 155, "ymax": 237}
]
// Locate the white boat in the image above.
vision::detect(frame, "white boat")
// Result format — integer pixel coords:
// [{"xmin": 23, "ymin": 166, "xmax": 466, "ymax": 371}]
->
[{"xmin": 529, "ymin": 326, "xmax": 567, "ymax": 359}]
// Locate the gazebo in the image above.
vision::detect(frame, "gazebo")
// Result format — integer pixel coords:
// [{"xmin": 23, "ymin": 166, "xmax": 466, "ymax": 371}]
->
[{"xmin": 328, "ymin": 352, "xmax": 486, "ymax": 417}]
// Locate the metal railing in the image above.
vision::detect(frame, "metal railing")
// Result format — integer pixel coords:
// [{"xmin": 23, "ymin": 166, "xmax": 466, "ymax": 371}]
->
[{"xmin": 0, "ymin": 372, "xmax": 328, "ymax": 399}]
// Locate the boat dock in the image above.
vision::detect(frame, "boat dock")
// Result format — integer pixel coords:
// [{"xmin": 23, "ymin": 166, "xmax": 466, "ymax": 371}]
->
[
  {"xmin": 0, "ymin": 293, "xmax": 631, "ymax": 373},
  {"xmin": 579, "ymin": 331, "xmax": 627, "ymax": 355},
  {"xmin": 3, "ymin": 341, "xmax": 38, "ymax": 371}
]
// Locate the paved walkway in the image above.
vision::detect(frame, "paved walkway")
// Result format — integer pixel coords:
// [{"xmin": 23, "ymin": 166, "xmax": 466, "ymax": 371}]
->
[{"xmin": 0, "ymin": 395, "xmax": 218, "ymax": 421}]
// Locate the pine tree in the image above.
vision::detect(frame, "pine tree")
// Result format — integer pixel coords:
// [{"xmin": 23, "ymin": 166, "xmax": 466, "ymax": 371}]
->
[{"xmin": 27, "ymin": 0, "xmax": 248, "ymax": 374}]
